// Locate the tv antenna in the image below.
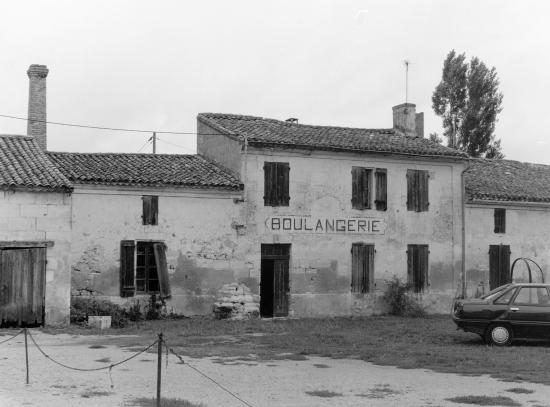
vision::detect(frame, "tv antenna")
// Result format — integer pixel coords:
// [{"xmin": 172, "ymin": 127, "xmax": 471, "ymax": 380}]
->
[{"xmin": 404, "ymin": 60, "xmax": 412, "ymax": 104}]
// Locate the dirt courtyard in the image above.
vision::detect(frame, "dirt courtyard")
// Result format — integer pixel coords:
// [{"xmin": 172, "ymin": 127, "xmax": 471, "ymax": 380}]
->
[{"xmin": 0, "ymin": 330, "xmax": 549, "ymax": 407}]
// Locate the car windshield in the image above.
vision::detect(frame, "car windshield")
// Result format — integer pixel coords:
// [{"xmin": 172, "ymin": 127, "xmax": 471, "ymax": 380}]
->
[{"xmin": 480, "ymin": 284, "xmax": 512, "ymax": 300}]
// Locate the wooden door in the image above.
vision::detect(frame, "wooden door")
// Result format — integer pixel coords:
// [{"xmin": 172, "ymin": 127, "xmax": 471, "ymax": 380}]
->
[
  {"xmin": 0, "ymin": 248, "xmax": 46, "ymax": 326},
  {"xmin": 489, "ymin": 245, "xmax": 511, "ymax": 290},
  {"xmin": 260, "ymin": 244, "xmax": 290, "ymax": 317},
  {"xmin": 273, "ymin": 259, "xmax": 289, "ymax": 317}
]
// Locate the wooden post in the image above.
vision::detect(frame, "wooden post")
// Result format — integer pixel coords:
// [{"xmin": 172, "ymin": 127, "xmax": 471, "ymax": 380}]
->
[
  {"xmin": 24, "ymin": 328, "xmax": 29, "ymax": 384},
  {"xmin": 153, "ymin": 132, "xmax": 157, "ymax": 154},
  {"xmin": 157, "ymin": 332, "xmax": 163, "ymax": 407}
]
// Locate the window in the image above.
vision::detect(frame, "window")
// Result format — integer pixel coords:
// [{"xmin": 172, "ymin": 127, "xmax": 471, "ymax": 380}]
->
[
  {"xmin": 407, "ymin": 244, "xmax": 429, "ymax": 293},
  {"xmin": 494, "ymin": 208, "xmax": 506, "ymax": 233},
  {"xmin": 375, "ymin": 168, "xmax": 387, "ymax": 211},
  {"xmin": 513, "ymin": 287, "xmax": 550, "ymax": 306},
  {"xmin": 351, "ymin": 243, "xmax": 375, "ymax": 293},
  {"xmin": 489, "ymin": 245, "xmax": 511, "ymax": 290},
  {"xmin": 264, "ymin": 162, "xmax": 290, "ymax": 206},
  {"xmin": 406, "ymin": 169, "xmax": 429, "ymax": 212},
  {"xmin": 142, "ymin": 196, "xmax": 158, "ymax": 225},
  {"xmin": 494, "ymin": 288, "xmax": 517, "ymax": 304},
  {"xmin": 120, "ymin": 240, "xmax": 170, "ymax": 297},
  {"xmin": 352, "ymin": 167, "xmax": 372, "ymax": 209}
]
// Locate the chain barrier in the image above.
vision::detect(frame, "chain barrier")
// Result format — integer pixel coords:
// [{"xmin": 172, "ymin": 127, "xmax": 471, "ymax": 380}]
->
[
  {"xmin": 0, "ymin": 329, "xmax": 24, "ymax": 346},
  {"xmin": 165, "ymin": 341, "xmax": 255, "ymax": 407},
  {"xmin": 27, "ymin": 330, "xmax": 158, "ymax": 372}
]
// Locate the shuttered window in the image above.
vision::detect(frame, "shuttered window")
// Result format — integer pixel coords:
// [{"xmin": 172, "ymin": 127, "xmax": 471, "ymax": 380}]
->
[
  {"xmin": 375, "ymin": 168, "xmax": 387, "ymax": 211},
  {"xmin": 120, "ymin": 240, "xmax": 136, "ymax": 297},
  {"xmin": 142, "ymin": 196, "xmax": 159, "ymax": 225},
  {"xmin": 494, "ymin": 208, "xmax": 506, "ymax": 234},
  {"xmin": 264, "ymin": 162, "xmax": 290, "ymax": 206},
  {"xmin": 352, "ymin": 167, "xmax": 372, "ymax": 210},
  {"xmin": 489, "ymin": 245, "xmax": 511, "ymax": 290},
  {"xmin": 120, "ymin": 240, "xmax": 171, "ymax": 297},
  {"xmin": 351, "ymin": 243, "xmax": 375, "ymax": 293},
  {"xmin": 407, "ymin": 244, "xmax": 429, "ymax": 293},
  {"xmin": 406, "ymin": 170, "xmax": 429, "ymax": 212}
]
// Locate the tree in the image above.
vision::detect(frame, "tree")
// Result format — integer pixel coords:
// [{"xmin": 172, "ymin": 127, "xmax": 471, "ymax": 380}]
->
[
  {"xmin": 432, "ymin": 50, "xmax": 504, "ymax": 158},
  {"xmin": 429, "ymin": 132, "xmax": 443, "ymax": 144}
]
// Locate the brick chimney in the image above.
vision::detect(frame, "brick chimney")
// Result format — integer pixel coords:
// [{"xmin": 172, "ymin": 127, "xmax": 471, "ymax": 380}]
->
[
  {"xmin": 27, "ymin": 64, "xmax": 49, "ymax": 150},
  {"xmin": 392, "ymin": 103, "xmax": 424, "ymax": 138}
]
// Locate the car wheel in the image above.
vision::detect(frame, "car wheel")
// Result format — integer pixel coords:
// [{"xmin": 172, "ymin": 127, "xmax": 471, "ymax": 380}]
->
[{"xmin": 485, "ymin": 324, "xmax": 513, "ymax": 346}]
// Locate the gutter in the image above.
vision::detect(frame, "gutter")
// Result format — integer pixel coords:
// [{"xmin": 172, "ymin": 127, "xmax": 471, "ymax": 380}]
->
[{"xmin": 461, "ymin": 160, "xmax": 471, "ymax": 299}]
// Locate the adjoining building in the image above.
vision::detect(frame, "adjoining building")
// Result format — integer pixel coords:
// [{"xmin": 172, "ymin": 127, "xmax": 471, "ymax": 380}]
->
[{"xmin": 464, "ymin": 159, "xmax": 550, "ymax": 296}]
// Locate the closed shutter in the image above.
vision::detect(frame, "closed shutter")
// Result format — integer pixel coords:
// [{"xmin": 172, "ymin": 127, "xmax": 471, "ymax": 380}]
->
[
  {"xmin": 352, "ymin": 167, "xmax": 361, "ymax": 209},
  {"xmin": 278, "ymin": 163, "xmax": 290, "ymax": 206},
  {"xmin": 142, "ymin": 196, "xmax": 152, "ymax": 225},
  {"xmin": 153, "ymin": 242, "xmax": 171, "ymax": 298},
  {"xmin": 264, "ymin": 162, "xmax": 276, "ymax": 206},
  {"xmin": 407, "ymin": 244, "xmax": 429, "ymax": 292},
  {"xmin": 351, "ymin": 243, "xmax": 374, "ymax": 293},
  {"xmin": 406, "ymin": 170, "xmax": 416, "ymax": 211},
  {"xmin": 151, "ymin": 196, "xmax": 159, "ymax": 225},
  {"xmin": 494, "ymin": 208, "xmax": 506, "ymax": 233},
  {"xmin": 418, "ymin": 245, "xmax": 429, "ymax": 291},
  {"xmin": 407, "ymin": 245, "xmax": 414, "ymax": 287},
  {"xmin": 352, "ymin": 167, "xmax": 371, "ymax": 210},
  {"xmin": 120, "ymin": 240, "xmax": 135, "ymax": 297},
  {"xmin": 489, "ymin": 245, "xmax": 500, "ymax": 290},
  {"xmin": 418, "ymin": 171, "xmax": 429, "ymax": 212},
  {"xmin": 500, "ymin": 245, "xmax": 511, "ymax": 286},
  {"xmin": 375, "ymin": 168, "xmax": 387, "ymax": 211}
]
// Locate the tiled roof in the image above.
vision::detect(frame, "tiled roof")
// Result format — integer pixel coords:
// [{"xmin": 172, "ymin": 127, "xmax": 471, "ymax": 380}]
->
[
  {"xmin": 0, "ymin": 135, "xmax": 72, "ymax": 191},
  {"xmin": 198, "ymin": 113, "xmax": 467, "ymax": 158},
  {"xmin": 46, "ymin": 152, "xmax": 241, "ymax": 190},
  {"xmin": 465, "ymin": 159, "xmax": 550, "ymax": 203}
]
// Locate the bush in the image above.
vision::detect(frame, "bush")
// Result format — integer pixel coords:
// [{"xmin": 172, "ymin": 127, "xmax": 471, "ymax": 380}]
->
[
  {"xmin": 383, "ymin": 276, "xmax": 426, "ymax": 317},
  {"xmin": 70, "ymin": 297, "xmax": 131, "ymax": 328}
]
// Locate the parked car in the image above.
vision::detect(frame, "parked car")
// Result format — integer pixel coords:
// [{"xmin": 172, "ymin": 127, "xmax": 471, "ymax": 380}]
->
[{"xmin": 452, "ymin": 283, "xmax": 550, "ymax": 346}]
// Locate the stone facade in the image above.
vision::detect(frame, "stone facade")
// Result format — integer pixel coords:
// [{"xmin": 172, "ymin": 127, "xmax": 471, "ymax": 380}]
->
[{"xmin": 0, "ymin": 190, "xmax": 72, "ymax": 325}]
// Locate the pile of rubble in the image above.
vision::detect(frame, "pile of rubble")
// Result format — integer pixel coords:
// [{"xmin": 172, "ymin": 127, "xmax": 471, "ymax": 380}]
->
[{"xmin": 213, "ymin": 283, "xmax": 260, "ymax": 319}]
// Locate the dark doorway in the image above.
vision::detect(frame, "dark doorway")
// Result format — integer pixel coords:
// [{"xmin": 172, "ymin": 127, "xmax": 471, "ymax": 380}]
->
[
  {"xmin": 260, "ymin": 244, "xmax": 290, "ymax": 317},
  {"xmin": 0, "ymin": 247, "xmax": 46, "ymax": 327},
  {"xmin": 489, "ymin": 245, "xmax": 511, "ymax": 289}
]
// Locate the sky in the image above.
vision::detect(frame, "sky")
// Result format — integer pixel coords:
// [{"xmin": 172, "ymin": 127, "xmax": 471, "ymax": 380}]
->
[{"xmin": 1, "ymin": 0, "xmax": 549, "ymax": 163}]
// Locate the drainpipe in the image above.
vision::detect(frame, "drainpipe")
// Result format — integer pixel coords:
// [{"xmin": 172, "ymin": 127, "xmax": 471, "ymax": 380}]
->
[
  {"xmin": 461, "ymin": 160, "xmax": 471, "ymax": 299},
  {"xmin": 242, "ymin": 134, "xmax": 248, "ymax": 225}
]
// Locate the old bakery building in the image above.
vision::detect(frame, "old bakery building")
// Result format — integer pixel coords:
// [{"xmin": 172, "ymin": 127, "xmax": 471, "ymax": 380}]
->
[
  {"xmin": 464, "ymin": 159, "xmax": 550, "ymax": 295},
  {"xmin": 197, "ymin": 105, "xmax": 468, "ymax": 316}
]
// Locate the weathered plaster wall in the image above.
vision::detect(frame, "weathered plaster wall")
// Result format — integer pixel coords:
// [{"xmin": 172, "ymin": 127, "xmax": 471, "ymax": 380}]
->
[
  {"xmin": 69, "ymin": 186, "xmax": 246, "ymax": 315},
  {"xmin": 465, "ymin": 203, "xmax": 550, "ymax": 296},
  {"xmin": 237, "ymin": 149, "xmax": 466, "ymax": 315},
  {"xmin": 0, "ymin": 190, "xmax": 72, "ymax": 325},
  {"xmin": 196, "ymin": 121, "xmax": 242, "ymax": 178}
]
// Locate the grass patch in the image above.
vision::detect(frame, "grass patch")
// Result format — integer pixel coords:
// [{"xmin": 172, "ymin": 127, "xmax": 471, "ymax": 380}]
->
[
  {"xmin": 446, "ymin": 395, "xmax": 521, "ymax": 406},
  {"xmin": 505, "ymin": 387, "xmax": 535, "ymax": 394},
  {"xmin": 313, "ymin": 363, "xmax": 330, "ymax": 368},
  {"xmin": 94, "ymin": 357, "xmax": 111, "ymax": 363},
  {"xmin": 88, "ymin": 344, "xmax": 107, "ymax": 349},
  {"xmin": 128, "ymin": 398, "xmax": 205, "ymax": 407},
  {"xmin": 305, "ymin": 390, "xmax": 342, "ymax": 398},
  {"xmin": 45, "ymin": 315, "xmax": 550, "ymax": 385},
  {"xmin": 358, "ymin": 384, "xmax": 401, "ymax": 398}
]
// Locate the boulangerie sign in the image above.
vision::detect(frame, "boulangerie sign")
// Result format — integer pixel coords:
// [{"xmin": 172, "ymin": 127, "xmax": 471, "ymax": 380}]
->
[{"xmin": 265, "ymin": 215, "xmax": 386, "ymax": 234}]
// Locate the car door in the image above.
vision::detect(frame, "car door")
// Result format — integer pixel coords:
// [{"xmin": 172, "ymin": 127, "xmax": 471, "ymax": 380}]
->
[{"xmin": 507, "ymin": 286, "xmax": 550, "ymax": 339}]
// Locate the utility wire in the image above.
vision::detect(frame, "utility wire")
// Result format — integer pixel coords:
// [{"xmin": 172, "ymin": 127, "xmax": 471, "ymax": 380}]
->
[
  {"xmin": 136, "ymin": 138, "xmax": 153, "ymax": 153},
  {"xmin": 156, "ymin": 137, "xmax": 195, "ymax": 153},
  {"xmin": 0, "ymin": 113, "xmax": 222, "ymax": 136}
]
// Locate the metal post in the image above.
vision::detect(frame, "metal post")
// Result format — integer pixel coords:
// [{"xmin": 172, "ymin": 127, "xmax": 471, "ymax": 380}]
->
[
  {"xmin": 157, "ymin": 332, "xmax": 163, "ymax": 407},
  {"xmin": 153, "ymin": 132, "xmax": 157, "ymax": 154},
  {"xmin": 24, "ymin": 328, "xmax": 29, "ymax": 384}
]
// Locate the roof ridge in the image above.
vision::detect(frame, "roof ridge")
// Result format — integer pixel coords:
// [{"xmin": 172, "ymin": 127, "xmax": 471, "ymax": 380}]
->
[
  {"xmin": 0, "ymin": 134, "xmax": 34, "ymax": 139},
  {"xmin": 47, "ymin": 151, "xmax": 196, "ymax": 158}
]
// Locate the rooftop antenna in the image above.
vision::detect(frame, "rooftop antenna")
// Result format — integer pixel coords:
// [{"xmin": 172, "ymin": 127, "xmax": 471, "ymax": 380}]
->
[{"xmin": 404, "ymin": 60, "xmax": 411, "ymax": 104}]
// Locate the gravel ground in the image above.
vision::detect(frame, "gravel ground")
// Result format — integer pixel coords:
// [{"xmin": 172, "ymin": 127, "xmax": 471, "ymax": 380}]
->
[{"xmin": 1, "ymin": 330, "xmax": 550, "ymax": 407}]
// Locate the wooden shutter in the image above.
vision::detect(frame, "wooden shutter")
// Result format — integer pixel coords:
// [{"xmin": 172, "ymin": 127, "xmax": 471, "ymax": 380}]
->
[
  {"xmin": 494, "ymin": 208, "xmax": 506, "ymax": 233},
  {"xmin": 407, "ymin": 244, "xmax": 428, "ymax": 292},
  {"xmin": 352, "ymin": 167, "xmax": 361, "ymax": 209},
  {"xmin": 418, "ymin": 171, "xmax": 429, "ymax": 211},
  {"xmin": 142, "ymin": 196, "xmax": 152, "ymax": 225},
  {"xmin": 264, "ymin": 162, "xmax": 277, "ymax": 206},
  {"xmin": 278, "ymin": 163, "xmax": 290, "ymax": 206},
  {"xmin": 273, "ymin": 259, "xmax": 289, "ymax": 316},
  {"xmin": 489, "ymin": 245, "xmax": 510, "ymax": 289},
  {"xmin": 406, "ymin": 170, "xmax": 416, "ymax": 211},
  {"xmin": 500, "ymin": 245, "xmax": 511, "ymax": 286},
  {"xmin": 120, "ymin": 240, "xmax": 135, "ymax": 297},
  {"xmin": 151, "ymin": 196, "xmax": 159, "ymax": 225},
  {"xmin": 375, "ymin": 168, "xmax": 387, "ymax": 211},
  {"xmin": 153, "ymin": 242, "xmax": 171, "ymax": 298},
  {"xmin": 352, "ymin": 167, "xmax": 371, "ymax": 210},
  {"xmin": 351, "ymin": 243, "xmax": 374, "ymax": 293}
]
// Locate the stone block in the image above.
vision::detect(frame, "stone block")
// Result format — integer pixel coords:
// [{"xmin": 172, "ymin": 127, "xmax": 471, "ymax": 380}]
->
[{"xmin": 88, "ymin": 316, "xmax": 112, "ymax": 330}]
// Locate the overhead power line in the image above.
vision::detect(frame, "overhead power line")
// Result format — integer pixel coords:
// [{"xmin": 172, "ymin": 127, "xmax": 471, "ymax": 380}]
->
[{"xmin": 0, "ymin": 113, "xmax": 204, "ymax": 135}]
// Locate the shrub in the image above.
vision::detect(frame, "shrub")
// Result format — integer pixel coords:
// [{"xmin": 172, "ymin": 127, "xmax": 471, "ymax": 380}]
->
[
  {"xmin": 383, "ymin": 276, "xmax": 426, "ymax": 317},
  {"xmin": 70, "ymin": 297, "xmax": 130, "ymax": 328}
]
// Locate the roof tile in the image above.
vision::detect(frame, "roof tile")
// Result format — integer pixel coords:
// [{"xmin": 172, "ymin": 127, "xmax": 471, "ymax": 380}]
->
[{"xmin": 198, "ymin": 113, "xmax": 467, "ymax": 158}]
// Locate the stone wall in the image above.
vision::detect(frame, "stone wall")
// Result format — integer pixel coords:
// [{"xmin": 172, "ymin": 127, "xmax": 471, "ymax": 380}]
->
[{"xmin": 0, "ymin": 190, "xmax": 72, "ymax": 325}]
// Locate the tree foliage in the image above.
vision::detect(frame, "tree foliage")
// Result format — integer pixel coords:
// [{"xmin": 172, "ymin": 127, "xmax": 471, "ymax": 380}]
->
[{"xmin": 432, "ymin": 50, "xmax": 504, "ymax": 158}]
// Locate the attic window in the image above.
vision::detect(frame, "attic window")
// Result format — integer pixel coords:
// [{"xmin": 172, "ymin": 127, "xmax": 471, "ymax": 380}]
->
[
  {"xmin": 142, "ymin": 196, "xmax": 158, "ymax": 225},
  {"xmin": 494, "ymin": 208, "xmax": 506, "ymax": 234}
]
